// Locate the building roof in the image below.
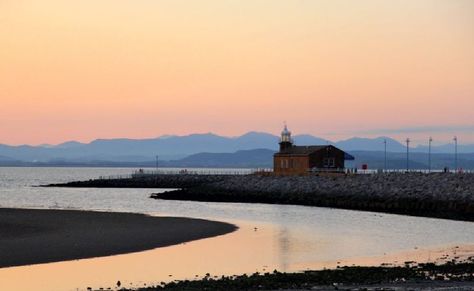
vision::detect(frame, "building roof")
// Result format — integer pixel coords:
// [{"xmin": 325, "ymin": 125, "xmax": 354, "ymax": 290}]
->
[
  {"xmin": 344, "ymin": 152, "xmax": 355, "ymax": 160},
  {"xmin": 276, "ymin": 145, "xmax": 327, "ymax": 155},
  {"xmin": 275, "ymin": 145, "xmax": 355, "ymax": 160}
]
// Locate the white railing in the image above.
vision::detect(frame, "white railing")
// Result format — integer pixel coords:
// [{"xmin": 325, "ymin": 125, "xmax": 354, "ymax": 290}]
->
[
  {"xmin": 354, "ymin": 169, "xmax": 474, "ymax": 175},
  {"xmin": 309, "ymin": 168, "xmax": 474, "ymax": 175},
  {"xmin": 98, "ymin": 174, "xmax": 133, "ymax": 180},
  {"xmin": 130, "ymin": 168, "xmax": 273, "ymax": 177},
  {"xmin": 98, "ymin": 167, "xmax": 473, "ymax": 179}
]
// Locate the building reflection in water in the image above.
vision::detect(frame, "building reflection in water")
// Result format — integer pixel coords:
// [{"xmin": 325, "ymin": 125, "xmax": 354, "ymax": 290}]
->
[
  {"xmin": 1, "ymin": 213, "xmax": 473, "ymax": 291},
  {"xmin": 277, "ymin": 225, "xmax": 291, "ymax": 272}
]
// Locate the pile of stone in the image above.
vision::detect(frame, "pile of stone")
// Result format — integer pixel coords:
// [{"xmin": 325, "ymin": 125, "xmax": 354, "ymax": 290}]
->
[
  {"xmin": 46, "ymin": 172, "xmax": 474, "ymax": 221},
  {"xmin": 154, "ymin": 173, "xmax": 474, "ymax": 221},
  {"xmin": 45, "ymin": 174, "xmax": 230, "ymax": 188}
]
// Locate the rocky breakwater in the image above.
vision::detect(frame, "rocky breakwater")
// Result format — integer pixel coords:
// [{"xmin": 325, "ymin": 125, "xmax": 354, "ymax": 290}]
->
[
  {"xmin": 152, "ymin": 173, "xmax": 474, "ymax": 221},
  {"xmin": 44, "ymin": 174, "xmax": 234, "ymax": 189}
]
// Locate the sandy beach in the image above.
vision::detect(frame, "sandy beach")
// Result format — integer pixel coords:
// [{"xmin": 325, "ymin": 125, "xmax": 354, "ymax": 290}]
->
[{"xmin": 0, "ymin": 208, "xmax": 236, "ymax": 268}]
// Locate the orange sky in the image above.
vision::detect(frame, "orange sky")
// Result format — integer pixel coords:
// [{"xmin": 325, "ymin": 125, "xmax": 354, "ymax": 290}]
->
[{"xmin": 1, "ymin": 0, "xmax": 473, "ymax": 145}]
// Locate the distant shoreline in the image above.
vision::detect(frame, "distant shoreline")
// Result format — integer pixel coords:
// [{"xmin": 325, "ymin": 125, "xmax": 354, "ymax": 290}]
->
[
  {"xmin": 2, "ymin": 146, "xmax": 474, "ymax": 170},
  {"xmin": 0, "ymin": 208, "xmax": 236, "ymax": 268}
]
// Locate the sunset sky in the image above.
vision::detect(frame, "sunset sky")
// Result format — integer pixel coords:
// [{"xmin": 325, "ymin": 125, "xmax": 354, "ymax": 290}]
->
[{"xmin": 1, "ymin": 0, "xmax": 473, "ymax": 145}]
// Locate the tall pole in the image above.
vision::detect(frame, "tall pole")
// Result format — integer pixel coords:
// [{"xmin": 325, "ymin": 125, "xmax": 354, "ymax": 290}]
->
[
  {"xmin": 384, "ymin": 139, "xmax": 387, "ymax": 172},
  {"xmin": 428, "ymin": 137, "xmax": 432, "ymax": 173},
  {"xmin": 454, "ymin": 136, "xmax": 458, "ymax": 173},
  {"xmin": 406, "ymin": 138, "xmax": 410, "ymax": 172},
  {"xmin": 155, "ymin": 155, "xmax": 159, "ymax": 172}
]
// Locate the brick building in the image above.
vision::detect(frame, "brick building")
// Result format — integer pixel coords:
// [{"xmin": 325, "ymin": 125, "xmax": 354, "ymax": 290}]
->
[{"xmin": 273, "ymin": 125, "xmax": 354, "ymax": 175}]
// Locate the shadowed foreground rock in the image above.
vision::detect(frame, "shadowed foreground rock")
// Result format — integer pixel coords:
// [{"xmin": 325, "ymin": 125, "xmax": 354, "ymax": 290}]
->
[{"xmin": 122, "ymin": 260, "xmax": 474, "ymax": 290}]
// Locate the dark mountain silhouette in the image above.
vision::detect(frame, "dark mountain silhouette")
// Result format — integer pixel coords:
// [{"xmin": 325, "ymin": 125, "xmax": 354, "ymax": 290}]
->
[
  {"xmin": 336, "ymin": 137, "xmax": 406, "ymax": 152},
  {"xmin": 163, "ymin": 149, "xmax": 274, "ymax": 168},
  {"xmin": 348, "ymin": 151, "xmax": 474, "ymax": 170},
  {"xmin": 292, "ymin": 134, "xmax": 329, "ymax": 145},
  {"xmin": 0, "ymin": 132, "xmax": 473, "ymax": 165},
  {"xmin": 2, "ymin": 149, "xmax": 472, "ymax": 170},
  {"xmin": 55, "ymin": 141, "xmax": 85, "ymax": 149},
  {"xmin": 0, "ymin": 155, "xmax": 18, "ymax": 162},
  {"xmin": 161, "ymin": 150, "xmax": 474, "ymax": 170}
]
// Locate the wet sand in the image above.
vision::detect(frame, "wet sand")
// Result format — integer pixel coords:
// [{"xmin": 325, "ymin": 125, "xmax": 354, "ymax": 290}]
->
[{"xmin": 0, "ymin": 208, "xmax": 237, "ymax": 268}]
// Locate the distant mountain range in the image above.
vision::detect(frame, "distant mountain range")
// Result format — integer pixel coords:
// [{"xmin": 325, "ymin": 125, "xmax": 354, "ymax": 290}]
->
[
  {"xmin": 163, "ymin": 149, "xmax": 474, "ymax": 170},
  {"xmin": 2, "ymin": 149, "xmax": 472, "ymax": 170},
  {"xmin": 0, "ymin": 132, "xmax": 472, "ymax": 167}
]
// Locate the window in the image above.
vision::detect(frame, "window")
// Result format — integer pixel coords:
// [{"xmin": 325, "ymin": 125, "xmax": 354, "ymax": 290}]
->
[
  {"xmin": 280, "ymin": 159, "xmax": 289, "ymax": 169},
  {"xmin": 323, "ymin": 158, "xmax": 336, "ymax": 168}
]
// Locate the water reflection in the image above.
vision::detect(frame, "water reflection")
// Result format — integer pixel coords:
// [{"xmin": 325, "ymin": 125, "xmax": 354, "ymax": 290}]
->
[
  {"xmin": 0, "ymin": 221, "xmax": 473, "ymax": 291},
  {"xmin": 278, "ymin": 226, "xmax": 290, "ymax": 272},
  {"xmin": 0, "ymin": 223, "xmax": 275, "ymax": 291},
  {"xmin": 1, "ymin": 168, "xmax": 474, "ymax": 290}
]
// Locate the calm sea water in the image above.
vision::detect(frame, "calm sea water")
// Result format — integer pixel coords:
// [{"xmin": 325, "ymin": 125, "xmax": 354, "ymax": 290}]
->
[{"xmin": 1, "ymin": 167, "xmax": 474, "ymax": 291}]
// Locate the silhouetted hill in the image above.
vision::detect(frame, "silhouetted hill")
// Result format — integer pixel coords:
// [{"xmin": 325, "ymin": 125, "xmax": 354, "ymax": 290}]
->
[
  {"xmin": 0, "ymin": 155, "xmax": 16, "ymax": 161},
  {"xmin": 55, "ymin": 141, "xmax": 85, "ymax": 149},
  {"xmin": 348, "ymin": 151, "xmax": 474, "ymax": 170},
  {"xmin": 163, "ymin": 149, "xmax": 275, "ymax": 168},
  {"xmin": 0, "ymin": 132, "xmax": 473, "ymax": 165},
  {"xmin": 293, "ymin": 135, "xmax": 328, "ymax": 145},
  {"xmin": 2, "ymin": 148, "xmax": 473, "ymax": 170},
  {"xmin": 164, "ymin": 150, "xmax": 474, "ymax": 170},
  {"xmin": 337, "ymin": 137, "xmax": 406, "ymax": 152}
]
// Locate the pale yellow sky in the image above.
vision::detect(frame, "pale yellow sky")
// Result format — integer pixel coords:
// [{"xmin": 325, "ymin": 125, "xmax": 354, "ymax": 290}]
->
[{"xmin": 1, "ymin": 0, "xmax": 473, "ymax": 145}]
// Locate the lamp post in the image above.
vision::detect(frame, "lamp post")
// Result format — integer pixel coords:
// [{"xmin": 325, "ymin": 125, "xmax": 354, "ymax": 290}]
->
[
  {"xmin": 454, "ymin": 136, "xmax": 458, "ymax": 173},
  {"xmin": 384, "ymin": 139, "xmax": 387, "ymax": 172},
  {"xmin": 428, "ymin": 137, "xmax": 432, "ymax": 173},
  {"xmin": 406, "ymin": 138, "xmax": 410, "ymax": 172}
]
